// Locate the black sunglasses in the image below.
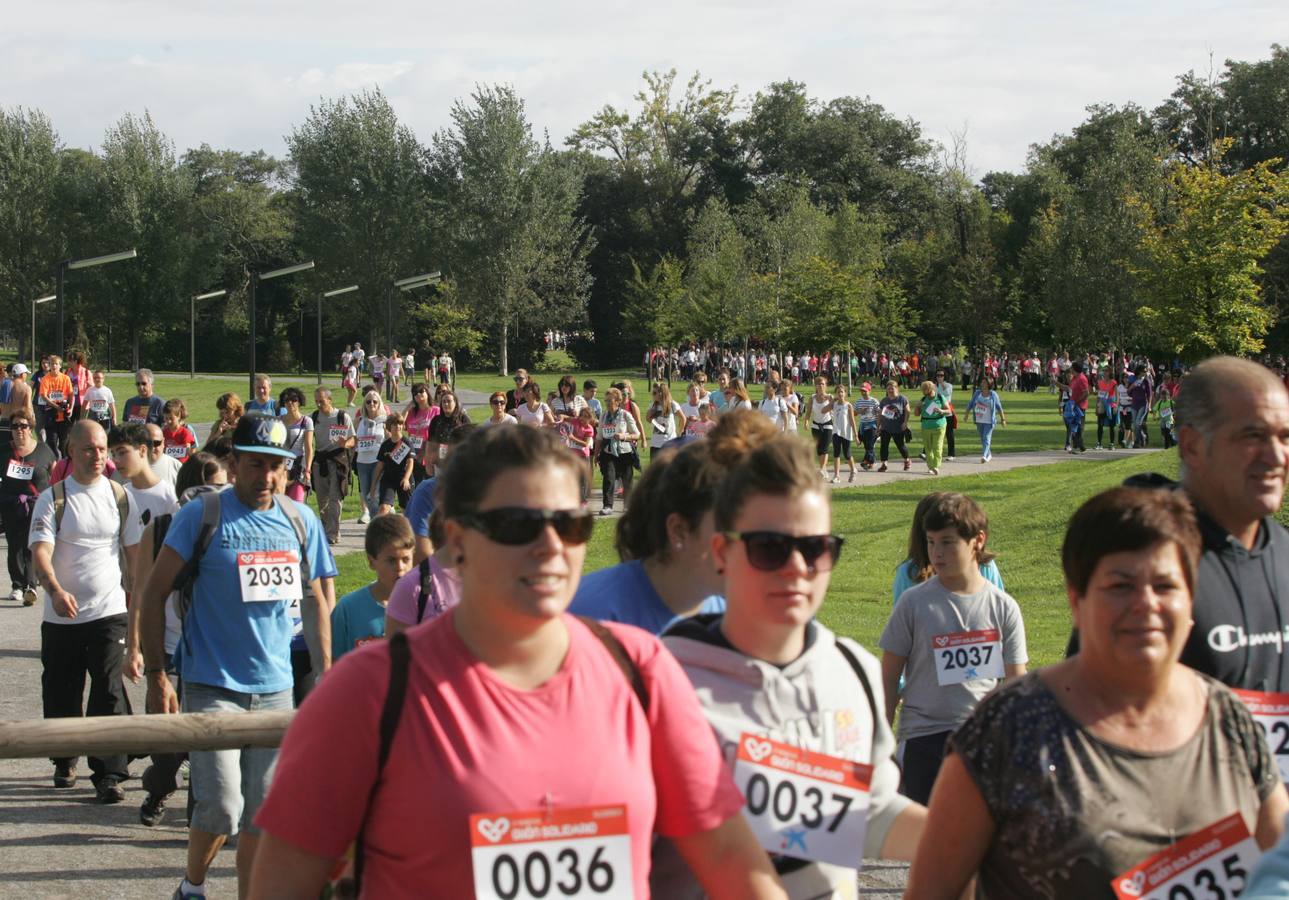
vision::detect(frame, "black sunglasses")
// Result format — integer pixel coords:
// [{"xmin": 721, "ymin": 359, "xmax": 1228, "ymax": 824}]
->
[
  {"xmin": 723, "ymin": 531, "xmax": 844, "ymax": 572},
  {"xmin": 135, "ymin": 382, "xmax": 149, "ymax": 387},
  {"xmin": 11, "ymin": 422, "xmax": 30, "ymax": 430},
  {"xmin": 148, "ymin": 440, "xmax": 164, "ymax": 448},
  {"xmin": 460, "ymin": 507, "xmax": 594, "ymax": 547}
]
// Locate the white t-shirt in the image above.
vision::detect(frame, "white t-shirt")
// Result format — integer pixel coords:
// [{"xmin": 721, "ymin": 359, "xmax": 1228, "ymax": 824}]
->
[
  {"xmin": 781, "ymin": 392, "xmax": 801, "ymax": 432},
  {"xmin": 514, "ymin": 402, "xmax": 552, "ymax": 426},
  {"xmin": 124, "ymin": 479, "xmax": 179, "ymax": 530},
  {"xmin": 355, "ymin": 416, "xmax": 384, "ymax": 464},
  {"xmin": 649, "ymin": 400, "xmax": 683, "ymax": 447},
  {"xmin": 29, "ymin": 477, "xmax": 144, "ymax": 624},
  {"xmin": 480, "ymin": 414, "xmax": 518, "ymax": 428},
  {"xmin": 809, "ymin": 394, "xmax": 834, "ymax": 426},
  {"xmin": 151, "ymin": 453, "xmax": 182, "ymax": 487},
  {"xmin": 84, "ymin": 386, "xmax": 116, "ymax": 420},
  {"xmin": 679, "ymin": 400, "xmax": 706, "ymax": 422},
  {"xmin": 759, "ymin": 397, "xmax": 788, "ymax": 427}
]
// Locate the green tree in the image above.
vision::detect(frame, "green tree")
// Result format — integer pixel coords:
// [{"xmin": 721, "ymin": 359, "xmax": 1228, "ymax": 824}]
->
[
  {"xmin": 1135, "ymin": 145, "xmax": 1289, "ymax": 356},
  {"xmin": 430, "ymin": 85, "xmax": 593, "ymax": 373},
  {"xmin": 622, "ymin": 255, "xmax": 688, "ymax": 347},
  {"xmin": 288, "ymin": 89, "xmax": 428, "ymax": 353},
  {"xmin": 683, "ymin": 197, "xmax": 752, "ymax": 345},
  {"xmin": 0, "ymin": 107, "xmax": 63, "ymax": 362}
]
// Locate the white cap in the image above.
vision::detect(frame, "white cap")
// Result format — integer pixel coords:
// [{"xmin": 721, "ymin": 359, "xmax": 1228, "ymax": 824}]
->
[{"xmin": 11, "ymin": 364, "xmax": 29, "ymax": 376}]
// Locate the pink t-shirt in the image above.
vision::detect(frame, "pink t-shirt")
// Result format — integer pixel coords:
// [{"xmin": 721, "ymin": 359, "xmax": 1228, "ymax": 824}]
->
[
  {"xmin": 255, "ymin": 612, "xmax": 742, "ymax": 898},
  {"xmin": 404, "ymin": 406, "xmax": 438, "ymax": 453},
  {"xmin": 384, "ymin": 557, "xmax": 462, "ymax": 626}
]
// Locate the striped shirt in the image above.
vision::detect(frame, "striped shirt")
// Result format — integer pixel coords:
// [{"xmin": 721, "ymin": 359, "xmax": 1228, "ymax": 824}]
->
[{"xmin": 854, "ymin": 397, "xmax": 880, "ymax": 425}]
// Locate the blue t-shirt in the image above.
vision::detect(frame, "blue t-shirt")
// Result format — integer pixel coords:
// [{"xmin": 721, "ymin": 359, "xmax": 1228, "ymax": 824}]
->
[
  {"xmin": 405, "ymin": 477, "xmax": 437, "ymax": 538},
  {"xmin": 331, "ymin": 584, "xmax": 385, "ymax": 661},
  {"xmin": 245, "ymin": 399, "xmax": 280, "ymax": 416},
  {"xmin": 165, "ymin": 491, "xmax": 337, "ymax": 693},
  {"xmin": 892, "ymin": 558, "xmax": 1005, "ymax": 604},
  {"xmin": 569, "ymin": 559, "xmax": 725, "ymax": 635}
]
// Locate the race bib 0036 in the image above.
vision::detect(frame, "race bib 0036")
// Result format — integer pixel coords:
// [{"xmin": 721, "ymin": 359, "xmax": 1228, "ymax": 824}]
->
[
  {"xmin": 1233, "ymin": 688, "xmax": 1289, "ymax": 782},
  {"xmin": 470, "ymin": 804, "xmax": 632, "ymax": 900},
  {"xmin": 932, "ymin": 629, "xmax": 1005, "ymax": 686},
  {"xmin": 1111, "ymin": 813, "xmax": 1258, "ymax": 900},
  {"xmin": 237, "ymin": 551, "xmax": 303, "ymax": 604},
  {"xmin": 732, "ymin": 733, "xmax": 871, "ymax": 868}
]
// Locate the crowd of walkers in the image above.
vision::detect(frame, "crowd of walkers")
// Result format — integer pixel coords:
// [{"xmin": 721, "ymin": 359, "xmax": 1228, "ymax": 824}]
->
[{"xmin": 14, "ymin": 349, "xmax": 1289, "ymax": 898}]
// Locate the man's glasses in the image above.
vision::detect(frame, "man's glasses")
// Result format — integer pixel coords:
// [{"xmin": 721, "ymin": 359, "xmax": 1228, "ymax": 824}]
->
[
  {"xmin": 148, "ymin": 440, "xmax": 163, "ymax": 448},
  {"xmin": 723, "ymin": 531, "xmax": 844, "ymax": 573},
  {"xmin": 136, "ymin": 383, "xmax": 148, "ymax": 387},
  {"xmin": 459, "ymin": 507, "xmax": 594, "ymax": 547}
]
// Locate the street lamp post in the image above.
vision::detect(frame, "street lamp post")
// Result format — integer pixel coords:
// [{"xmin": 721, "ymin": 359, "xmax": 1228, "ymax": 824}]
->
[
  {"xmin": 192, "ymin": 290, "xmax": 227, "ymax": 379},
  {"xmin": 320, "ymin": 285, "xmax": 359, "ymax": 384},
  {"xmin": 31, "ymin": 295, "xmax": 55, "ymax": 367},
  {"xmin": 57, "ymin": 249, "xmax": 138, "ymax": 356},
  {"xmin": 249, "ymin": 261, "xmax": 314, "ymax": 396},
  {"xmin": 388, "ymin": 271, "xmax": 440, "ymax": 355}
]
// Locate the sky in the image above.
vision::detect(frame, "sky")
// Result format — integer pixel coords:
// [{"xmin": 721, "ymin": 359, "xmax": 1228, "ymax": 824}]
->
[{"xmin": 2, "ymin": 1, "xmax": 1285, "ymax": 176}]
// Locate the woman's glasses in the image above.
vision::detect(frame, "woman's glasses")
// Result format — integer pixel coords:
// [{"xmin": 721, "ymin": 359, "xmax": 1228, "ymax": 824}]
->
[
  {"xmin": 459, "ymin": 507, "xmax": 595, "ymax": 546},
  {"xmin": 723, "ymin": 531, "xmax": 844, "ymax": 572}
]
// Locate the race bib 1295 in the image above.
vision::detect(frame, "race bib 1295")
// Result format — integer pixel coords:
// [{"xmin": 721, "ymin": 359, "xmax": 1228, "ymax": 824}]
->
[{"xmin": 469, "ymin": 804, "xmax": 632, "ymax": 900}]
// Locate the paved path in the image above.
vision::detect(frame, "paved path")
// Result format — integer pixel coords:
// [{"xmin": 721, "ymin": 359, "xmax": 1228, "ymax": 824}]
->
[{"xmin": 0, "ymin": 445, "xmax": 1161, "ymax": 896}]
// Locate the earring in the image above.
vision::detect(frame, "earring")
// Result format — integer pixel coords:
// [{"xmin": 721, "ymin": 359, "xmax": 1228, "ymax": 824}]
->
[
  {"xmin": 674, "ymin": 542, "xmax": 683, "ymax": 551},
  {"xmin": 456, "ymin": 554, "xmax": 465, "ymax": 565},
  {"xmin": 716, "ymin": 567, "xmax": 724, "ymax": 575}
]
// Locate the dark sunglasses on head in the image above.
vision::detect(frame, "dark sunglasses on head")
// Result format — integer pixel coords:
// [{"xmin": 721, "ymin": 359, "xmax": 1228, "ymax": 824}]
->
[
  {"xmin": 724, "ymin": 531, "xmax": 844, "ymax": 572},
  {"xmin": 460, "ymin": 507, "xmax": 594, "ymax": 546}
]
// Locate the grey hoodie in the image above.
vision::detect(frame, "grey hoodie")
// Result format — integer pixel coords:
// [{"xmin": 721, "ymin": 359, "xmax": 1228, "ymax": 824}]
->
[{"xmin": 651, "ymin": 615, "xmax": 909, "ymax": 899}]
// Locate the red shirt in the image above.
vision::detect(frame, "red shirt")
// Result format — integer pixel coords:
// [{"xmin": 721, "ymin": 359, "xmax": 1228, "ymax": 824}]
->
[
  {"xmin": 1069, "ymin": 373, "xmax": 1090, "ymax": 410},
  {"xmin": 161, "ymin": 425, "xmax": 197, "ymax": 464},
  {"xmin": 255, "ymin": 612, "xmax": 742, "ymax": 898}
]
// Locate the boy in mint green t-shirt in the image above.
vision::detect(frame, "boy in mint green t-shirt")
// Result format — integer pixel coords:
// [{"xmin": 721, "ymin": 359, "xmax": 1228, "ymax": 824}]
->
[{"xmin": 331, "ymin": 515, "xmax": 414, "ymax": 660}]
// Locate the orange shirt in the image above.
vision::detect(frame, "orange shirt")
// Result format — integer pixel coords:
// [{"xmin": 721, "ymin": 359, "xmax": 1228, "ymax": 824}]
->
[{"xmin": 39, "ymin": 373, "xmax": 73, "ymax": 422}]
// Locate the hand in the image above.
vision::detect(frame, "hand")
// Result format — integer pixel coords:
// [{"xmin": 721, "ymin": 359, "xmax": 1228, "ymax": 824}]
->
[
  {"xmin": 124, "ymin": 648, "xmax": 143, "ymax": 684},
  {"xmin": 401, "ymin": 479, "xmax": 411, "ymax": 491},
  {"xmin": 50, "ymin": 588, "xmax": 77, "ymax": 618},
  {"xmin": 146, "ymin": 673, "xmax": 180, "ymax": 715}
]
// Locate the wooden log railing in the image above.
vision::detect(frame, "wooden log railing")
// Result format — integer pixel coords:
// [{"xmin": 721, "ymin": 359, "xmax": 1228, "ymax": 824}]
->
[{"xmin": 0, "ymin": 712, "xmax": 294, "ymax": 759}]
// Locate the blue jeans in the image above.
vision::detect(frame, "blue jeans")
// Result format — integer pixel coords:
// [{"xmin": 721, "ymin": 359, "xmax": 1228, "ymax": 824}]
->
[
  {"xmin": 182, "ymin": 682, "xmax": 293, "ymax": 836},
  {"xmin": 1132, "ymin": 406, "xmax": 1148, "ymax": 446},
  {"xmin": 860, "ymin": 424, "xmax": 878, "ymax": 464},
  {"xmin": 976, "ymin": 422, "xmax": 995, "ymax": 459},
  {"xmin": 356, "ymin": 461, "xmax": 378, "ymax": 517}
]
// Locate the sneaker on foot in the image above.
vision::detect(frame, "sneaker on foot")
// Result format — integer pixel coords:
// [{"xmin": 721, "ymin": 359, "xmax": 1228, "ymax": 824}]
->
[
  {"xmin": 357, "ymin": 512, "xmax": 371, "ymax": 525},
  {"xmin": 903, "ymin": 459, "xmax": 911, "ymax": 471},
  {"xmin": 53, "ymin": 764, "xmax": 76, "ymax": 789},
  {"xmin": 929, "ymin": 467, "xmax": 939, "ymax": 476},
  {"xmin": 598, "ymin": 507, "xmax": 613, "ymax": 517},
  {"xmin": 172, "ymin": 880, "xmax": 206, "ymax": 900},
  {"xmin": 981, "ymin": 456, "xmax": 988, "ymax": 464},
  {"xmin": 22, "ymin": 587, "xmax": 36, "ymax": 607},
  {"xmin": 878, "ymin": 463, "xmax": 888, "ymax": 473},
  {"xmin": 140, "ymin": 792, "xmax": 167, "ymax": 827},
  {"xmin": 830, "ymin": 475, "xmax": 839, "ymax": 484},
  {"xmin": 7, "ymin": 587, "xmax": 21, "ymax": 602},
  {"xmin": 1094, "ymin": 443, "xmax": 1103, "ymax": 450},
  {"xmin": 946, "ymin": 456, "xmax": 955, "ymax": 461},
  {"xmin": 96, "ymin": 778, "xmax": 125, "ymax": 804},
  {"xmin": 848, "ymin": 472, "xmax": 855, "ymax": 483}
]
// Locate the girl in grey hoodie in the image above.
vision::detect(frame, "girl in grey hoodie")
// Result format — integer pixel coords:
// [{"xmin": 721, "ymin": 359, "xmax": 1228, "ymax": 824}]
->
[{"xmin": 652, "ymin": 434, "xmax": 926, "ymax": 899}]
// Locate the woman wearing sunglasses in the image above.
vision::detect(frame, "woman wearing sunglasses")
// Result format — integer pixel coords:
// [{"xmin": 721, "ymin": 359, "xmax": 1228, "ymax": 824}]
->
[
  {"xmin": 652, "ymin": 433, "xmax": 925, "ymax": 899},
  {"xmin": 481, "ymin": 390, "xmax": 518, "ymax": 427},
  {"xmin": 251, "ymin": 425, "xmax": 783, "ymax": 899}
]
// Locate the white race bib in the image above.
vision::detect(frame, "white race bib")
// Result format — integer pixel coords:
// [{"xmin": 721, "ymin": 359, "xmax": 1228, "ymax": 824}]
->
[
  {"xmin": 438, "ymin": 444, "xmax": 449, "ymax": 460},
  {"xmin": 407, "ymin": 434, "xmax": 424, "ymax": 450},
  {"xmin": 1234, "ymin": 689, "xmax": 1289, "ymax": 782},
  {"xmin": 732, "ymin": 733, "xmax": 871, "ymax": 868},
  {"xmin": 165, "ymin": 444, "xmax": 187, "ymax": 459},
  {"xmin": 357, "ymin": 435, "xmax": 380, "ymax": 454},
  {"xmin": 973, "ymin": 404, "xmax": 992, "ymax": 425},
  {"xmin": 6, "ymin": 459, "xmax": 33, "ymax": 481},
  {"xmin": 1112, "ymin": 813, "xmax": 1258, "ymax": 900},
  {"xmin": 390, "ymin": 442, "xmax": 411, "ymax": 464},
  {"xmin": 128, "ymin": 414, "xmax": 146, "ymax": 424},
  {"xmin": 48, "ymin": 391, "xmax": 64, "ymax": 403},
  {"xmin": 931, "ymin": 629, "xmax": 1005, "ymax": 685},
  {"xmin": 600, "ymin": 425, "xmax": 618, "ymax": 440},
  {"xmin": 470, "ymin": 804, "xmax": 633, "ymax": 900},
  {"xmin": 328, "ymin": 425, "xmax": 349, "ymax": 444},
  {"xmin": 237, "ymin": 550, "xmax": 303, "ymax": 605},
  {"xmin": 90, "ymin": 399, "xmax": 108, "ymax": 414},
  {"xmin": 881, "ymin": 404, "xmax": 899, "ymax": 420}
]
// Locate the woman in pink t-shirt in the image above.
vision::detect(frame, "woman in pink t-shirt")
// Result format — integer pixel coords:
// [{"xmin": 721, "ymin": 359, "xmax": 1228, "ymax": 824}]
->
[
  {"xmin": 250, "ymin": 425, "xmax": 783, "ymax": 899},
  {"xmin": 402, "ymin": 383, "xmax": 438, "ymax": 483}
]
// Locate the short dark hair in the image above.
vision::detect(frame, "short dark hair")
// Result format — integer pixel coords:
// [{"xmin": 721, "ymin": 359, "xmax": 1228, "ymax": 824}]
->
[
  {"xmin": 108, "ymin": 422, "xmax": 151, "ymax": 449},
  {"xmin": 365, "ymin": 513, "xmax": 414, "ymax": 558},
  {"xmin": 279, "ymin": 387, "xmax": 305, "ymax": 406},
  {"xmin": 921, "ymin": 493, "xmax": 995, "ymax": 565},
  {"xmin": 440, "ymin": 424, "xmax": 585, "ymax": 521},
  {"xmin": 583, "ymin": 379, "xmax": 598, "ymax": 390},
  {"xmin": 176, "ymin": 452, "xmax": 228, "ymax": 496},
  {"xmin": 1062, "ymin": 487, "xmax": 1201, "ymax": 595}
]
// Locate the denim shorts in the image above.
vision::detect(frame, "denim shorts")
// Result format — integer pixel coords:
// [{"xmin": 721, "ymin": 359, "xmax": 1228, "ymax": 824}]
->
[{"xmin": 181, "ymin": 682, "xmax": 293, "ymax": 836}]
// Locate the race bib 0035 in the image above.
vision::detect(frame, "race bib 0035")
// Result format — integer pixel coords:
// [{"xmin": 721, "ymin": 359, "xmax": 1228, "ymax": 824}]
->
[
  {"xmin": 932, "ymin": 629, "xmax": 1004, "ymax": 686},
  {"xmin": 470, "ymin": 804, "xmax": 632, "ymax": 900},
  {"xmin": 1111, "ymin": 813, "xmax": 1258, "ymax": 900},
  {"xmin": 1233, "ymin": 688, "xmax": 1289, "ymax": 782},
  {"xmin": 237, "ymin": 550, "xmax": 303, "ymax": 605},
  {"xmin": 732, "ymin": 733, "xmax": 871, "ymax": 868}
]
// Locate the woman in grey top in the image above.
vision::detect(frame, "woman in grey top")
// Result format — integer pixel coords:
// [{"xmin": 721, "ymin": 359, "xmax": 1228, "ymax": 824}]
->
[{"xmin": 907, "ymin": 487, "xmax": 1288, "ymax": 899}]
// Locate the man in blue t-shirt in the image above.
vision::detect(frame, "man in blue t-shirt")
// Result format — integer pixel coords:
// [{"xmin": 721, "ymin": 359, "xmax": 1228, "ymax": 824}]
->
[
  {"xmin": 139, "ymin": 415, "xmax": 336, "ymax": 900},
  {"xmin": 121, "ymin": 368, "xmax": 166, "ymax": 426}
]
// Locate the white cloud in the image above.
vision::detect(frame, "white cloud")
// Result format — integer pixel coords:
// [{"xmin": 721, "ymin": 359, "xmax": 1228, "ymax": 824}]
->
[{"xmin": 0, "ymin": 0, "xmax": 1285, "ymax": 172}]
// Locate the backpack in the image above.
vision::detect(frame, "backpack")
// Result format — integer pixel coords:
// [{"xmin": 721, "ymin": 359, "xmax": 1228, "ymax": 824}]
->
[
  {"xmin": 413, "ymin": 557, "xmax": 443, "ymax": 624},
  {"xmin": 52, "ymin": 477, "xmax": 129, "ymax": 538},
  {"xmin": 348, "ymin": 617, "xmax": 649, "ymax": 894},
  {"xmin": 170, "ymin": 491, "xmax": 310, "ymax": 621}
]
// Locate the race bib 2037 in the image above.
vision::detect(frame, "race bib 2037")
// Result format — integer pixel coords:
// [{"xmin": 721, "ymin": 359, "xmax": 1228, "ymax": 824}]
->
[{"xmin": 932, "ymin": 629, "xmax": 1005, "ymax": 686}]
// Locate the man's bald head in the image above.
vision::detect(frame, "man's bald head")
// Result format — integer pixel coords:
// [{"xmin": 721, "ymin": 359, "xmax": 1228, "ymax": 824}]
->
[
  {"xmin": 1176, "ymin": 356, "xmax": 1287, "ymax": 437},
  {"xmin": 68, "ymin": 419, "xmax": 105, "ymax": 449}
]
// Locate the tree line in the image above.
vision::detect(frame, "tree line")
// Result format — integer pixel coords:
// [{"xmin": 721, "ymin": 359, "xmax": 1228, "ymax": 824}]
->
[{"xmin": 1, "ymin": 47, "xmax": 1287, "ymax": 374}]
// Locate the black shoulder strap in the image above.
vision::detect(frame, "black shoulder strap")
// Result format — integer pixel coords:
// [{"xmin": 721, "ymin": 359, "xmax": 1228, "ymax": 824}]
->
[
  {"xmin": 415, "ymin": 556, "xmax": 434, "ymax": 624},
  {"xmin": 353, "ymin": 630, "xmax": 411, "ymax": 892},
  {"xmin": 577, "ymin": 615, "xmax": 649, "ymax": 714},
  {"xmin": 150, "ymin": 513, "xmax": 173, "ymax": 561},
  {"xmin": 835, "ymin": 639, "xmax": 880, "ymax": 730}
]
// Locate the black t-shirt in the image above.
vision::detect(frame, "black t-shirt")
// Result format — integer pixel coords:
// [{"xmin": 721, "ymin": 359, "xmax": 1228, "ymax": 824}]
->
[
  {"xmin": 1, "ymin": 441, "xmax": 56, "ymax": 498},
  {"xmin": 377, "ymin": 439, "xmax": 413, "ymax": 488}
]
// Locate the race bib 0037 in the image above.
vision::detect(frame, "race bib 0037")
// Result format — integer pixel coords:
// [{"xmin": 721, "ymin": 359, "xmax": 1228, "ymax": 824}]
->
[
  {"xmin": 932, "ymin": 629, "xmax": 1005, "ymax": 686},
  {"xmin": 732, "ymin": 733, "xmax": 871, "ymax": 868},
  {"xmin": 1111, "ymin": 813, "xmax": 1258, "ymax": 900},
  {"xmin": 470, "ymin": 804, "xmax": 632, "ymax": 900},
  {"xmin": 1233, "ymin": 688, "xmax": 1289, "ymax": 782},
  {"xmin": 237, "ymin": 551, "xmax": 303, "ymax": 604}
]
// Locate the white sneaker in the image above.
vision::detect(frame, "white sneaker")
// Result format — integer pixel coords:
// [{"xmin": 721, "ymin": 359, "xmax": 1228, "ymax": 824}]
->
[
  {"xmin": 830, "ymin": 475, "xmax": 839, "ymax": 484},
  {"xmin": 946, "ymin": 456, "xmax": 955, "ymax": 461},
  {"xmin": 8, "ymin": 588, "xmax": 21, "ymax": 602},
  {"xmin": 357, "ymin": 512, "xmax": 371, "ymax": 525}
]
